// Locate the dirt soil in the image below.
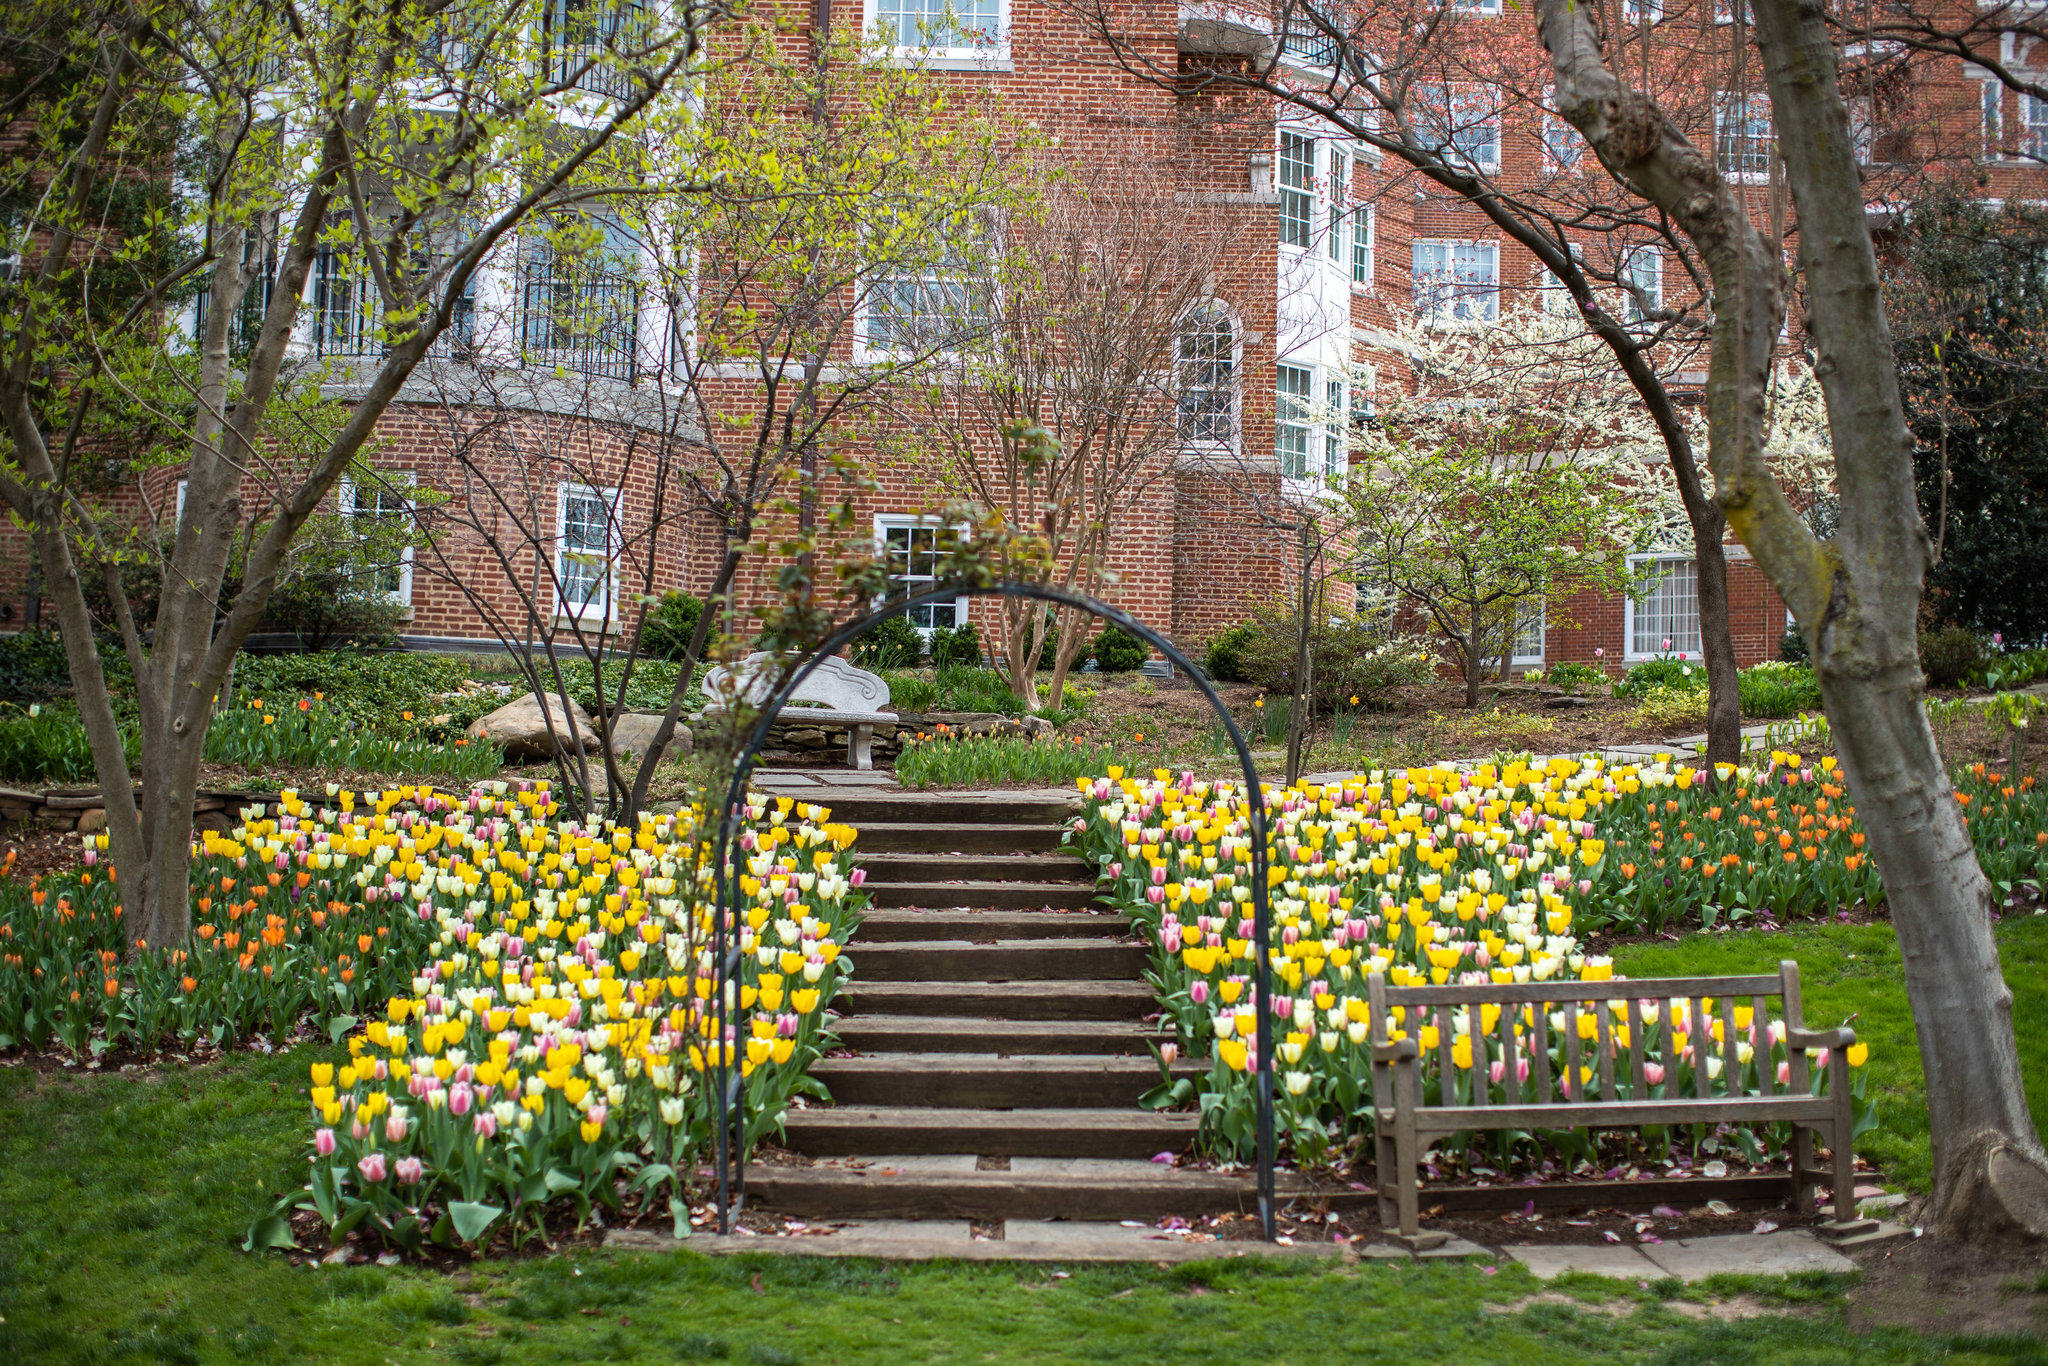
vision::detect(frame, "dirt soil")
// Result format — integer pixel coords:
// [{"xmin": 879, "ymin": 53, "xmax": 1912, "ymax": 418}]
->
[{"xmin": 1846, "ymin": 1227, "xmax": 2048, "ymax": 1338}]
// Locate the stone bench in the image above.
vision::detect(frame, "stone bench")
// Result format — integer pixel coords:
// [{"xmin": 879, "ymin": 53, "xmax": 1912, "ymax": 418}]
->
[
  {"xmin": 699, "ymin": 653, "xmax": 895, "ymax": 770},
  {"xmin": 1367, "ymin": 959, "xmax": 1870, "ymax": 1249}
]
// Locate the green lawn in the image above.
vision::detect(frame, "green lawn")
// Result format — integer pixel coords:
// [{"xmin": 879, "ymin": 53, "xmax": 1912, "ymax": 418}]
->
[{"xmin": 4, "ymin": 919, "xmax": 2047, "ymax": 1363}]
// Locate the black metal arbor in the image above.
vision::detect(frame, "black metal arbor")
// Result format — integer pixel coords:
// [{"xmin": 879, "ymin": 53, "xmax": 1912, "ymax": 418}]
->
[{"xmin": 705, "ymin": 582, "xmax": 1279, "ymax": 1239}]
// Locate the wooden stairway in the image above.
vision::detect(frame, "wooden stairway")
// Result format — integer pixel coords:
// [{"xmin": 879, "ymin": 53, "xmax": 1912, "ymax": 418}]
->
[{"xmin": 754, "ymin": 790, "xmax": 1266, "ymax": 1225}]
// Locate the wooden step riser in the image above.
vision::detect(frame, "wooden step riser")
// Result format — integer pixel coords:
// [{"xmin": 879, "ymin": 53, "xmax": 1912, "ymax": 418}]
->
[
  {"xmin": 780, "ymin": 1112, "xmax": 1198, "ymax": 1159},
  {"xmin": 833, "ymin": 1022, "xmax": 1159, "ymax": 1055},
  {"xmin": 850, "ymin": 942, "xmax": 1150, "ymax": 982},
  {"xmin": 855, "ymin": 911, "xmax": 1128, "ymax": 943},
  {"xmin": 856, "ymin": 854, "xmax": 1093, "ymax": 884},
  {"xmin": 866, "ymin": 883, "xmax": 1100, "ymax": 911},
  {"xmin": 814, "ymin": 1066, "xmax": 1186, "ymax": 1109},
  {"xmin": 824, "ymin": 795, "xmax": 1078, "ymax": 825},
  {"xmin": 749, "ymin": 1173, "xmax": 1271, "ymax": 1222},
  {"xmin": 839, "ymin": 982, "xmax": 1158, "ymax": 1021},
  {"xmin": 852, "ymin": 825, "xmax": 1068, "ymax": 854}
]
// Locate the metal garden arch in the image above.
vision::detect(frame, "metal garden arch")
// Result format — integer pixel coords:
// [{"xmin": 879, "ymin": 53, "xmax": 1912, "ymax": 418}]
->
[{"xmin": 707, "ymin": 582, "xmax": 1278, "ymax": 1240}]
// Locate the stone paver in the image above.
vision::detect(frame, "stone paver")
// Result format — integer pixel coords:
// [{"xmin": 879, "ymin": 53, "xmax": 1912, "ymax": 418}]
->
[
  {"xmin": 1001, "ymin": 1219, "xmax": 1183, "ymax": 1248},
  {"xmin": 815, "ymin": 770, "xmax": 901, "ymax": 785},
  {"xmin": 1504, "ymin": 1243, "xmax": 1663, "ymax": 1280},
  {"xmin": 1414, "ymin": 1235, "xmax": 1493, "ymax": 1260},
  {"xmin": 826, "ymin": 1219, "xmax": 973, "ymax": 1242},
  {"xmin": 1010, "ymin": 1157, "xmax": 1165, "ymax": 1178},
  {"xmin": 1639, "ymin": 1231, "xmax": 1855, "ymax": 1282},
  {"xmin": 810, "ymin": 1154, "xmax": 982, "ymax": 1175}
]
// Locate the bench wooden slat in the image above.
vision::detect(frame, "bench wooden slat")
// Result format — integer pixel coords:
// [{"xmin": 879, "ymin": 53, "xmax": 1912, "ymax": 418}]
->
[
  {"xmin": 1720, "ymin": 995, "xmax": 1742, "ymax": 1098},
  {"xmin": 1367, "ymin": 974, "xmax": 1783, "ymax": 1007},
  {"xmin": 1410, "ymin": 1094, "xmax": 1832, "ymax": 1136},
  {"xmin": 1626, "ymin": 997, "xmax": 1647, "ymax": 1100},
  {"xmin": 1499, "ymin": 1003, "xmax": 1522, "ymax": 1105},
  {"xmin": 1596, "ymin": 1005, "xmax": 1617, "ymax": 1102},
  {"xmin": 1751, "ymin": 996, "xmax": 1773, "ymax": 1098},
  {"xmin": 1532, "ymin": 1003, "xmax": 1554, "ymax": 1104},
  {"xmin": 1691, "ymin": 997, "xmax": 1713, "ymax": 1098},
  {"xmin": 1658, "ymin": 1002, "xmax": 1677, "ymax": 1101},
  {"xmin": 1563, "ymin": 998, "xmax": 1583, "ymax": 1103},
  {"xmin": 1471, "ymin": 1006, "xmax": 1489, "ymax": 1108},
  {"xmin": 1435, "ymin": 1005, "xmax": 1455, "ymax": 1104}
]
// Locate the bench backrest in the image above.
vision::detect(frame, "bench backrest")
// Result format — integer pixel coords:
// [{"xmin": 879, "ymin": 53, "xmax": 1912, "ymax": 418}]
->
[
  {"xmin": 702, "ymin": 652, "xmax": 893, "ymax": 714},
  {"xmin": 1367, "ymin": 960, "xmax": 1810, "ymax": 1110}
]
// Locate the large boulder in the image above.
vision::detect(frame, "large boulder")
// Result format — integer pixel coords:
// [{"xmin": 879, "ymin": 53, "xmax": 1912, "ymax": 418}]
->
[
  {"xmin": 609, "ymin": 711, "xmax": 693, "ymax": 766},
  {"xmin": 467, "ymin": 693, "xmax": 602, "ymax": 762}
]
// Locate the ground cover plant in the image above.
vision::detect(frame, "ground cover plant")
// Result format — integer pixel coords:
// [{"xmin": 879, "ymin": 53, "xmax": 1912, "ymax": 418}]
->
[
  {"xmin": 1, "ymin": 780, "xmax": 864, "ymax": 1254},
  {"xmin": 1069, "ymin": 761, "xmax": 1889, "ymax": 1163},
  {"xmin": 894, "ymin": 731, "xmax": 1137, "ymax": 789}
]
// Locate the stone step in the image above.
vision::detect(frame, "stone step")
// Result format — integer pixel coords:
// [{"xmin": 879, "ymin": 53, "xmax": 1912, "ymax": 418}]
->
[
  {"xmin": 832, "ymin": 1014, "xmax": 1161, "ymax": 1055},
  {"xmin": 749, "ymin": 1161, "xmax": 1290, "ymax": 1222},
  {"xmin": 851, "ymin": 823, "xmax": 1068, "ymax": 854},
  {"xmin": 812, "ymin": 1053, "xmax": 1199, "ymax": 1108},
  {"xmin": 855, "ymin": 909, "xmax": 1130, "ymax": 943},
  {"xmin": 866, "ymin": 881, "xmax": 1100, "ymax": 911},
  {"xmin": 823, "ymin": 792, "xmax": 1079, "ymax": 826},
  {"xmin": 848, "ymin": 939, "xmax": 1150, "ymax": 983},
  {"xmin": 856, "ymin": 852, "xmax": 1093, "ymax": 884},
  {"xmin": 839, "ymin": 979, "xmax": 1158, "ymax": 1020},
  {"xmin": 780, "ymin": 1107, "xmax": 1199, "ymax": 1158}
]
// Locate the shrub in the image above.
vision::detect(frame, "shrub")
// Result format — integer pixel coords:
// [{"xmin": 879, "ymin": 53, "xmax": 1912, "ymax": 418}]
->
[
  {"xmin": 1232, "ymin": 606, "xmax": 1434, "ymax": 711},
  {"xmin": 1204, "ymin": 623, "xmax": 1258, "ymax": 683},
  {"xmin": 258, "ymin": 566, "xmax": 406, "ymax": 651},
  {"xmin": 1091, "ymin": 624, "xmax": 1148, "ymax": 673},
  {"xmin": 1738, "ymin": 661, "xmax": 1823, "ymax": 719},
  {"xmin": 1616, "ymin": 656, "xmax": 1707, "ymax": 697},
  {"xmin": 0, "ymin": 630, "xmax": 71, "ymax": 706},
  {"xmin": 1632, "ymin": 684, "xmax": 1711, "ymax": 730},
  {"xmin": 851, "ymin": 614, "xmax": 922, "ymax": 670},
  {"xmin": 928, "ymin": 621, "xmax": 982, "ymax": 669},
  {"xmin": 1778, "ymin": 628, "xmax": 1809, "ymax": 664},
  {"xmin": 0, "ymin": 703, "xmax": 121, "ymax": 783},
  {"xmin": 1920, "ymin": 625, "xmax": 1986, "ymax": 688},
  {"xmin": 1544, "ymin": 662, "xmax": 1608, "ymax": 695},
  {"xmin": 635, "ymin": 592, "xmax": 705, "ymax": 662}
]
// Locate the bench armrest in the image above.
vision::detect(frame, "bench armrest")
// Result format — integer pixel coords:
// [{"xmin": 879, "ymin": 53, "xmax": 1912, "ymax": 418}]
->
[{"xmin": 1785, "ymin": 1024, "xmax": 1855, "ymax": 1049}]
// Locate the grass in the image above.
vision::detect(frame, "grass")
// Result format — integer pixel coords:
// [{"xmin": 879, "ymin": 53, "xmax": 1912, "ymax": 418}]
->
[
  {"xmin": 5, "ymin": 920, "xmax": 2048, "ymax": 1361},
  {"xmin": 894, "ymin": 734, "xmax": 1140, "ymax": 790},
  {"xmin": 1609, "ymin": 914, "xmax": 2048, "ymax": 1192}
]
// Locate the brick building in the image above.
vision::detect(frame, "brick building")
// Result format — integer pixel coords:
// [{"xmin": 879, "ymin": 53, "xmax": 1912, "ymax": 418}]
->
[{"xmin": 2, "ymin": 0, "xmax": 2040, "ymax": 675}]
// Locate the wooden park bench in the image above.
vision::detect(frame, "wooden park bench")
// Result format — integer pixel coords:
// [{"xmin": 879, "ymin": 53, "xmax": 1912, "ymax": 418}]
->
[
  {"xmin": 699, "ymin": 652, "xmax": 896, "ymax": 770},
  {"xmin": 1366, "ymin": 960, "xmax": 1870, "ymax": 1248}
]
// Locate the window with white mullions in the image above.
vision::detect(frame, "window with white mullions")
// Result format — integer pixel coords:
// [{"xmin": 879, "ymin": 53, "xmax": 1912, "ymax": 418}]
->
[
  {"xmin": 873, "ymin": 0, "xmax": 1001, "ymax": 51},
  {"xmin": 1177, "ymin": 302, "xmax": 1238, "ymax": 448},
  {"xmin": 1624, "ymin": 245, "xmax": 1662, "ymax": 327},
  {"xmin": 1413, "ymin": 239, "xmax": 1498, "ymax": 324},
  {"xmin": 1276, "ymin": 364, "xmax": 1313, "ymax": 479},
  {"xmin": 866, "ymin": 237, "xmax": 990, "ymax": 354},
  {"xmin": 1983, "ymin": 80, "xmax": 2004, "ymax": 157},
  {"xmin": 2026, "ymin": 93, "xmax": 2048, "ymax": 160},
  {"xmin": 1325, "ymin": 377, "xmax": 1347, "ymax": 478},
  {"xmin": 1626, "ymin": 555, "xmax": 1701, "ymax": 658},
  {"xmin": 1282, "ymin": 0, "xmax": 1343, "ymax": 68},
  {"xmin": 1279, "ymin": 133, "xmax": 1316, "ymax": 250},
  {"xmin": 521, "ymin": 215, "xmax": 640, "ymax": 380},
  {"xmin": 1351, "ymin": 203, "xmax": 1374, "ymax": 285},
  {"xmin": 1715, "ymin": 92, "xmax": 1773, "ymax": 178},
  {"xmin": 557, "ymin": 483, "xmax": 622, "ymax": 622},
  {"xmin": 544, "ymin": 0, "xmax": 645, "ymax": 98},
  {"xmin": 1542, "ymin": 91, "xmax": 1585, "ymax": 172},
  {"xmin": 340, "ymin": 473, "xmax": 417, "ymax": 607},
  {"xmin": 1414, "ymin": 84, "xmax": 1500, "ymax": 173},
  {"xmin": 876, "ymin": 516, "xmax": 968, "ymax": 633},
  {"xmin": 1327, "ymin": 151, "xmax": 1349, "ymax": 263}
]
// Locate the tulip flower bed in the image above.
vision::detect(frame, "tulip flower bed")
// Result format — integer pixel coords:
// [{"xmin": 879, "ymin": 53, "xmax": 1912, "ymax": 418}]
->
[
  {"xmin": 0, "ymin": 779, "xmax": 866, "ymax": 1254},
  {"xmin": 1069, "ymin": 759, "xmax": 1883, "ymax": 1167}
]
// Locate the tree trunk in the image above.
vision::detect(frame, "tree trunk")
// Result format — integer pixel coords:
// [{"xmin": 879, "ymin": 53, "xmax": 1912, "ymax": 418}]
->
[{"xmin": 1693, "ymin": 534, "xmax": 1744, "ymax": 768}]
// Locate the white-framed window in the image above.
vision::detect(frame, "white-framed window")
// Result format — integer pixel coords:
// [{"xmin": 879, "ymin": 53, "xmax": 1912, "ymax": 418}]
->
[
  {"xmin": 866, "ymin": 0, "xmax": 1002, "ymax": 58},
  {"xmin": 1625, "ymin": 555, "xmax": 1702, "ymax": 658},
  {"xmin": 1351, "ymin": 203, "xmax": 1375, "ymax": 285},
  {"xmin": 1282, "ymin": 0, "xmax": 1343, "ymax": 68},
  {"xmin": 520, "ymin": 215, "xmax": 641, "ymax": 381},
  {"xmin": 1483, "ymin": 597, "xmax": 1545, "ymax": 668},
  {"xmin": 0, "ymin": 210, "xmax": 20, "ymax": 282},
  {"xmin": 1713, "ymin": 0, "xmax": 1745, "ymax": 22},
  {"xmin": 1537, "ymin": 241, "xmax": 1585, "ymax": 314},
  {"xmin": 1622, "ymin": 0, "xmax": 1661, "ymax": 21},
  {"xmin": 1327, "ymin": 150, "xmax": 1349, "ymax": 262},
  {"xmin": 1542, "ymin": 95, "xmax": 1586, "ymax": 172},
  {"xmin": 1413, "ymin": 239, "xmax": 1499, "ymax": 324},
  {"xmin": 1276, "ymin": 364, "xmax": 1314, "ymax": 479},
  {"xmin": 173, "ymin": 478, "xmax": 188, "ymax": 532},
  {"xmin": 875, "ymin": 515, "xmax": 968, "ymax": 633},
  {"xmin": 1624, "ymin": 245, "xmax": 1663, "ymax": 326},
  {"xmin": 863, "ymin": 236, "xmax": 989, "ymax": 354},
  {"xmin": 1279, "ymin": 131, "xmax": 1316, "ymax": 249},
  {"xmin": 1715, "ymin": 92, "xmax": 1773, "ymax": 179},
  {"xmin": 1983, "ymin": 79, "xmax": 2005, "ymax": 157},
  {"xmin": 1324, "ymin": 376, "xmax": 1347, "ymax": 478},
  {"xmin": 1177, "ymin": 301, "xmax": 1239, "ymax": 449},
  {"xmin": 2026, "ymin": 93, "xmax": 2048, "ymax": 159},
  {"xmin": 556, "ymin": 482, "xmax": 622, "ymax": 622},
  {"xmin": 1414, "ymin": 84, "xmax": 1500, "ymax": 173},
  {"xmin": 1452, "ymin": 0, "xmax": 1502, "ymax": 13},
  {"xmin": 339, "ymin": 472, "xmax": 417, "ymax": 607}
]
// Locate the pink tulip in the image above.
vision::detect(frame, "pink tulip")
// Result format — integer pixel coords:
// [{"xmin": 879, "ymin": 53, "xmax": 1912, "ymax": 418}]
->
[
  {"xmin": 386, "ymin": 1112, "xmax": 409, "ymax": 1143},
  {"xmin": 1777, "ymin": 1061, "xmax": 1791, "ymax": 1085},
  {"xmin": 1151, "ymin": 866, "xmax": 1167, "ymax": 886},
  {"xmin": 473, "ymin": 1112, "xmax": 498, "ymax": 1139},
  {"xmin": 395, "ymin": 1156, "xmax": 425, "ymax": 1185},
  {"xmin": 314, "ymin": 1127, "xmax": 337, "ymax": 1157},
  {"xmin": 449, "ymin": 1084, "xmax": 474, "ymax": 1117},
  {"xmin": 1274, "ymin": 997, "xmax": 1293, "ymax": 1020},
  {"xmin": 1643, "ymin": 1062, "xmax": 1666, "ymax": 1086},
  {"xmin": 1489, "ymin": 1060, "xmax": 1505, "ymax": 1084},
  {"xmin": 357, "ymin": 1152, "xmax": 388, "ymax": 1183},
  {"xmin": 849, "ymin": 867, "xmax": 866, "ymax": 887},
  {"xmin": 1160, "ymin": 1043, "xmax": 1179, "ymax": 1066},
  {"xmin": 1189, "ymin": 980, "xmax": 1210, "ymax": 1005}
]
